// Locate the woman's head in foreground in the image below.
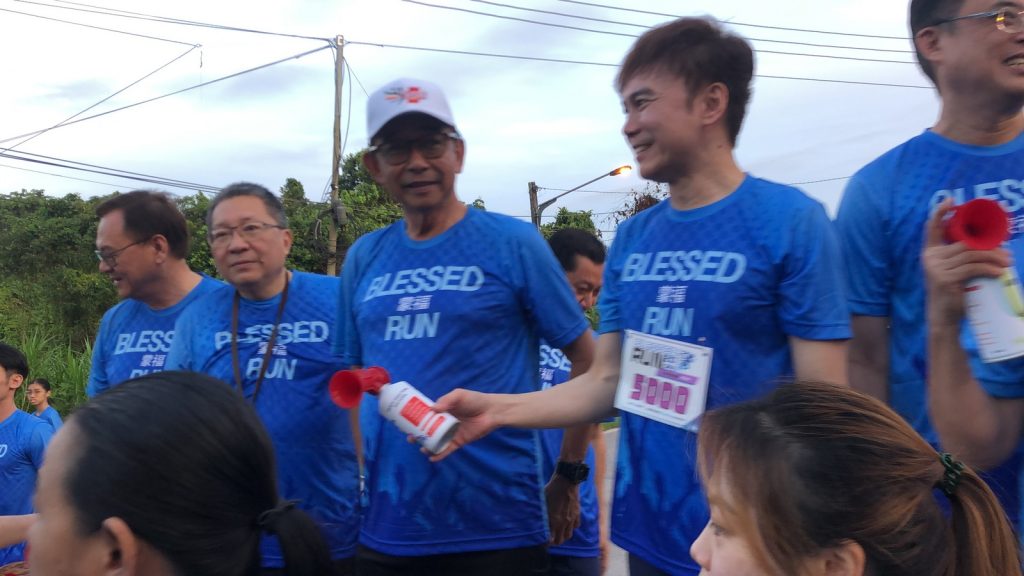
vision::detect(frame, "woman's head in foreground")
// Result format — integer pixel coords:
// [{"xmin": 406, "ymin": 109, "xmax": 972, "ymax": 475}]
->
[
  {"xmin": 27, "ymin": 371, "xmax": 331, "ymax": 576},
  {"xmin": 693, "ymin": 381, "xmax": 1020, "ymax": 576}
]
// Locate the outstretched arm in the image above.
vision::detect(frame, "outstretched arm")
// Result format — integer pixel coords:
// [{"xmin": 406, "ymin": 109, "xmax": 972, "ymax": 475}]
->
[{"xmin": 432, "ymin": 332, "xmax": 622, "ymax": 461}]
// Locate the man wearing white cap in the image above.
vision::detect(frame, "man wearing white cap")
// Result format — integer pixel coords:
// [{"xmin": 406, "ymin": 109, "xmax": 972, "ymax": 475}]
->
[{"xmin": 336, "ymin": 78, "xmax": 596, "ymax": 575}]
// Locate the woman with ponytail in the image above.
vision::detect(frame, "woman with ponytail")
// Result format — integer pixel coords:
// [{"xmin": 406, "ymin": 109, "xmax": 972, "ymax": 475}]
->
[
  {"xmin": 692, "ymin": 380, "xmax": 1020, "ymax": 576},
  {"xmin": 25, "ymin": 371, "xmax": 334, "ymax": 576}
]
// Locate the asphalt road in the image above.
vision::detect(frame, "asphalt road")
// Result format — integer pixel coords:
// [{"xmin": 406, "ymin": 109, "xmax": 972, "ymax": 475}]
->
[{"xmin": 602, "ymin": 428, "xmax": 628, "ymax": 576}]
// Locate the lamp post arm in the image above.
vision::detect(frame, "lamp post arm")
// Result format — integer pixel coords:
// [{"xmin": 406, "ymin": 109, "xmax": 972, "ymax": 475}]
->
[{"xmin": 537, "ymin": 172, "xmax": 611, "ymax": 215}]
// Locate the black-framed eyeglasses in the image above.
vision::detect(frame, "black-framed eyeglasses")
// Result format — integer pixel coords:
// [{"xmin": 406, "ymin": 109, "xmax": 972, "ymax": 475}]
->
[
  {"xmin": 367, "ymin": 132, "xmax": 461, "ymax": 166},
  {"xmin": 208, "ymin": 221, "xmax": 285, "ymax": 249},
  {"xmin": 95, "ymin": 238, "xmax": 150, "ymax": 267},
  {"xmin": 932, "ymin": 6, "xmax": 1024, "ymax": 33}
]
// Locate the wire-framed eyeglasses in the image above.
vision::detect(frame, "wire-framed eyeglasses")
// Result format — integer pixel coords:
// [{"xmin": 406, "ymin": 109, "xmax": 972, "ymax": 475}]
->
[
  {"xmin": 94, "ymin": 237, "xmax": 150, "ymax": 267},
  {"xmin": 932, "ymin": 6, "xmax": 1024, "ymax": 33}
]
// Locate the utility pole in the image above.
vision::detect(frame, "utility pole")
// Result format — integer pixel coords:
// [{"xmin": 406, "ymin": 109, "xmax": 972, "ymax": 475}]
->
[
  {"xmin": 327, "ymin": 34, "xmax": 349, "ymax": 276},
  {"xmin": 528, "ymin": 181, "xmax": 540, "ymax": 229}
]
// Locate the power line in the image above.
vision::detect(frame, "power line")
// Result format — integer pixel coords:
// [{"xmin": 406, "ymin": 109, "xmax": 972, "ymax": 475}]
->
[
  {"xmin": 0, "ymin": 162, "xmax": 137, "ymax": 190},
  {"xmin": 2, "ymin": 44, "xmax": 199, "ymax": 154},
  {"xmin": 403, "ymin": 0, "xmax": 916, "ymax": 65},
  {"xmin": 344, "ymin": 58, "xmax": 371, "ymax": 98},
  {"xmin": 8, "ymin": 149, "xmax": 221, "ymax": 189},
  {"xmin": 16, "ymin": 0, "xmax": 332, "ymax": 42},
  {"xmin": 554, "ymin": 0, "xmax": 911, "ymax": 40},
  {"xmin": 471, "ymin": 0, "xmax": 914, "ymax": 54},
  {"xmin": 345, "ymin": 41, "xmax": 931, "ymax": 89},
  {"xmin": 0, "ymin": 44, "xmax": 332, "ymax": 145},
  {"xmin": 0, "ymin": 6, "xmax": 198, "ymax": 46},
  {"xmin": 0, "ymin": 150, "xmax": 221, "ymax": 193}
]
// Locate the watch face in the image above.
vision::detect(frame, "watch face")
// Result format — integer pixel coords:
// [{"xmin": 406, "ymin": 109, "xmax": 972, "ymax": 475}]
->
[{"xmin": 557, "ymin": 461, "xmax": 590, "ymax": 483}]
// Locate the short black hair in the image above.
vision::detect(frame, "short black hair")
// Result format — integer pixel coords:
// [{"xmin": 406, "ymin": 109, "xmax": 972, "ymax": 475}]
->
[
  {"xmin": 617, "ymin": 17, "xmax": 754, "ymax": 145},
  {"xmin": 0, "ymin": 342, "xmax": 28, "ymax": 378},
  {"xmin": 206, "ymin": 182, "xmax": 288, "ymax": 230},
  {"xmin": 95, "ymin": 190, "xmax": 191, "ymax": 259},
  {"xmin": 30, "ymin": 377, "xmax": 51, "ymax": 392},
  {"xmin": 548, "ymin": 228, "xmax": 606, "ymax": 272}
]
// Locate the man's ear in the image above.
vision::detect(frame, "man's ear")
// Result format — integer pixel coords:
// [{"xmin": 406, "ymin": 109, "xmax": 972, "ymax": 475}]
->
[
  {"xmin": 8, "ymin": 374, "xmax": 23, "ymax": 391},
  {"xmin": 696, "ymin": 82, "xmax": 730, "ymax": 128},
  {"xmin": 915, "ymin": 27, "xmax": 942, "ymax": 68},
  {"xmin": 453, "ymin": 138, "xmax": 466, "ymax": 175},
  {"xmin": 150, "ymin": 234, "xmax": 170, "ymax": 265},
  {"xmin": 363, "ymin": 150, "xmax": 383, "ymax": 183},
  {"xmin": 99, "ymin": 517, "xmax": 140, "ymax": 576}
]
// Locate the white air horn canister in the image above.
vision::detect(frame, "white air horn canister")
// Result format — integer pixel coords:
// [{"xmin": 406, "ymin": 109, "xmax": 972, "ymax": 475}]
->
[
  {"xmin": 945, "ymin": 199, "xmax": 1024, "ymax": 362},
  {"xmin": 329, "ymin": 367, "xmax": 460, "ymax": 454}
]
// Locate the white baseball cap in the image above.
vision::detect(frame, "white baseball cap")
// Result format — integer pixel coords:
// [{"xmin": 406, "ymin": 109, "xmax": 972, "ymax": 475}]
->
[{"xmin": 366, "ymin": 78, "xmax": 457, "ymax": 140}]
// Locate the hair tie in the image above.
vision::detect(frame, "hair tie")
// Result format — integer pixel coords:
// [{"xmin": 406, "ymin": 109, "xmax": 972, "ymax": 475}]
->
[
  {"xmin": 257, "ymin": 500, "xmax": 298, "ymax": 532},
  {"xmin": 938, "ymin": 453, "xmax": 965, "ymax": 496}
]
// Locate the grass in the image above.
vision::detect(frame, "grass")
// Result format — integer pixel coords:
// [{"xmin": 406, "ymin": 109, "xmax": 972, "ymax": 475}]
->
[{"xmin": 12, "ymin": 328, "xmax": 91, "ymax": 418}]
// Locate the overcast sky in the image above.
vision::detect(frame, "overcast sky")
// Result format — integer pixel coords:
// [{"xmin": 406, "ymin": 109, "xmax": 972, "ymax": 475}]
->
[{"xmin": 0, "ymin": 0, "xmax": 940, "ymax": 238}]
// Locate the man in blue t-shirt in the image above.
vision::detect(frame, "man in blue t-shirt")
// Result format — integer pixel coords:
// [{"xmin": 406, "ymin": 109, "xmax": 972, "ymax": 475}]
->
[
  {"xmin": 88, "ymin": 191, "xmax": 220, "ymax": 396},
  {"xmin": 541, "ymin": 228, "xmax": 609, "ymax": 576},
  {"xmin": 432, "ymin": 17, "xmax": 850, "ymax": 576},
  {"xmin": 166, "ymin": 183, "xmax": 359, "ymax": 576},
  {"xmin": 0, "ymin": 342, "xmax": 52, "ymax": 565},
  {"xmin": 339, "ymin": 77, "xmax": 595, "ymax": 575},
  {"xmin": 836, "ymin": 0, "xmax": 1024, "ymax": 525}
]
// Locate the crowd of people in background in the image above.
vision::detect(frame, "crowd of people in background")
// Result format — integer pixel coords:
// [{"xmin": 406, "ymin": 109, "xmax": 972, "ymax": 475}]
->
[{"xmin": 1, "ymin": 0, "xmax": 1023, "ymax": 574}]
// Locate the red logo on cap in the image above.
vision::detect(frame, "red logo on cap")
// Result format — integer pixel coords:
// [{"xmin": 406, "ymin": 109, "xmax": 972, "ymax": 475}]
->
[{"xmin": 383, "ymin": 86, "xmax": 426, "ymax": 104}]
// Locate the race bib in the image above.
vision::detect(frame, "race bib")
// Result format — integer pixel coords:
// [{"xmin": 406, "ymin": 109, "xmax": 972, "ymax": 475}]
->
[{"xmin": 614, "ymin": 329, "xmax": 712, "ymax": 431}]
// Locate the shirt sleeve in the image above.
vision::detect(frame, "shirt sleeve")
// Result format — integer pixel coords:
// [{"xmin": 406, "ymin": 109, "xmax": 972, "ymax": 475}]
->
[
  {"xmin": 86, "ymin": 312, "xmax": 111, "ymax": 398},
  {"xmin": 165, "ymin": 309, "xmax": 195, "ymax": 371},
  {"xmin": 776, "ymin": 200, "xmax": 851, "ymax": 340},
  {"xmin": 338, "ymin": 237, "xmax": 366, "ymax": 366},
  {"xmin": 835, "ymin": 171, "xmax": 892, "ymax": 317},
  {"xmin": 597, "ymin": 223, "xmax": 630, "ymax": 335},
  {"xmin": 514, "ymin": 228, "xmax": 589, "ymax": 349},
  {"xmin": 28, "ymin": 421, "xmax": 52, "ymax": 470}
]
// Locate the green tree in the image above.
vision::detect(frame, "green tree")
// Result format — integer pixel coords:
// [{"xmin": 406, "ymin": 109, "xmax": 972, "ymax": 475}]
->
[
  {"xmin": 176, "ymin": 191, "xmax": 217, "ymax": 276},
  {"xmin": 336, "ymin": 150, "xmax": 403, "ymax": 263},
  {"xmin": 280, "ymin": 178, "xmax": 328, "ymax": 273},
  {"xmin": 540, "ymin": 207, "xmax": 599, "ymax": 239}
]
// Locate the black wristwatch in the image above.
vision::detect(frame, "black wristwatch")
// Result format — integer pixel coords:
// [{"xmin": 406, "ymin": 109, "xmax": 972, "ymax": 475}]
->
[{"xmin": 555, "ymin": 460, "xmax": 590, "ymax": 484}]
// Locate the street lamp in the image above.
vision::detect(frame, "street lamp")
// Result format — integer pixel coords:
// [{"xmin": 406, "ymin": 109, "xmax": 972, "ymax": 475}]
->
[{"xmin": 528, "ymin": 165, "xmax": 632, "ymax": 228}]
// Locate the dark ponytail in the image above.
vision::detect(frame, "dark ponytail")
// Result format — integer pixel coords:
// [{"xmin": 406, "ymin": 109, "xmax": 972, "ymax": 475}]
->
[
  {"xmin": 698, "ymin": 381, "xmax": 1021, "ymax": 576},
  {"xmin": 67, "ymin": 371, "xmax": 334, "ymax": 576},
  {"xmin": 258, "ymin": 501, "xmax": 334, "ymax": 576}
]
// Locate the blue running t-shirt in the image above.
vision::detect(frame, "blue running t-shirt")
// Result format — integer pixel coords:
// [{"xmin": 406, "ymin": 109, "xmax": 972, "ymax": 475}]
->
[
  {"xmin": 0, "ymin": 410, "xmax": 51, "ymax": 565},
  {"xmin": 837, "ymin": 129, "xmax": 1024, "ymax": 444},
  {"xmin": 338, "ymin": 207, "xmax": 590, "ymax": 556},
  {"xmin": 539, "ymin": 339, "xmax": 600, "ymax": 559},
  {"xmin": 35, "ymin": 406, "xmax": 62, "ymax": 432},
  {"xmin": 600, "ymin": 176, "xmax": 850, "ymax": 575},
  {"xmin": 167, "ymin": 272, "xmax": 359, "ymax": 566},
  {"xmin": 88, "ymin": 275, "xmax": 221, "ymax": 396}
]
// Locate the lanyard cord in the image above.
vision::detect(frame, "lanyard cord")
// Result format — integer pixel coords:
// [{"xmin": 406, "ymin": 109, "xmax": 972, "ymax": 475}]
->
[{"xmin": 231, "ymin": 273, "xmax": 290, "ymax": 403}]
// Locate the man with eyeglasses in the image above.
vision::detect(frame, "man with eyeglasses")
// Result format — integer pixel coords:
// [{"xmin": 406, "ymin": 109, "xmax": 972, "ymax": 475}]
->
[
  {"xmin": 166, "ymin": 182, "xmax": 360, "ymax": 575},
  {"xmin": 88, "ymin": 190, "xmax": 221, "ymax": 397},
  {"xmin": 836, "ymin": 0, "xmax": 1024, "ymax": 530},
  {"xmin": 337, "ymin": 77, "xmax": 595, "ymax": 575}
]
